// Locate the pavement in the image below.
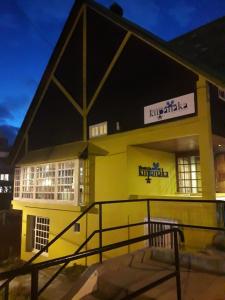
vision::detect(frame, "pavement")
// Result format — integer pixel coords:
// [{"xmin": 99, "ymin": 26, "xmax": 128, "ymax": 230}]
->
[
  {"xmin": 67, "ymin": 248, "xmax": 225, "ymax": 300},
  {"xmin": 2, "ymin": 247, "xmax": 225, "ymax": 299}
]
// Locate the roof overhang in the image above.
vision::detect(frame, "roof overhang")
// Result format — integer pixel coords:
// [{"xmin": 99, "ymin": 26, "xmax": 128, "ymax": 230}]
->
[{"xmin": 17, "ymin": 141, "xmax": 108, "ymax": 166}]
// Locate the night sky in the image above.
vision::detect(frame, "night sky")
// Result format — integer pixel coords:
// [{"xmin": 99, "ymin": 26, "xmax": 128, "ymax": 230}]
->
[{"xmin": 1, "ymin": 0, "xmax": 225, "ymax": 144}]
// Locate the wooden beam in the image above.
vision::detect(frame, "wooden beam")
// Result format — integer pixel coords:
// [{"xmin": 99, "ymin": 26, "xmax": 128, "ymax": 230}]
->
[
  {"xmin": 87, "ymin": 31, "xmax": 131, "ymax": 114},
  {"xmin": 52, "ymin": 76, "xmax": 83, "ymax": 116},
  {"xmin": 12, "ymin": 7, "xmax": 85, "ymax": 166},
  {"xmin": 24, "ymin": 133, "xmax": 28, "ymax": 155}
]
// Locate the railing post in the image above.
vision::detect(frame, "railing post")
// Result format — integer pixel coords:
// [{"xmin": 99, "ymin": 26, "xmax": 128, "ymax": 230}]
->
[
  {"xmin": 99, "ymin": 203, "xmax": 103, "ymax": 263},
  {"xmin": 174, "ymin": 229, "xmax": 182, "ymax": 300},
  {"xmin": 31, "ymin": 268, "xmax": 39, "ymax": 300},
  {"xmin": 147, "ymin": 199, "xmax": 151, "ymax": 246},
  {"xmin": 3, "ymin": 282, "xmax": 9, "ymax": 300}
]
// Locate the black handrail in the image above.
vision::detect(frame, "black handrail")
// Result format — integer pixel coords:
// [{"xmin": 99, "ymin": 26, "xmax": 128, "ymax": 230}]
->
[
  {"xmin": 0, "ymin": 228, "xmax": 182, "ymax": 300},
  {"xmin": 0, "ymin": 201, "xmax": 96, "ymax": 294},
  {"xmin": 0, "ymin": 197, "xmax": 224, "ymax": 299},
  {"xmin": 0, "ymin": 229, "xmax": 178, "ymax": 279},
  {"xmin": 38, "ymin": 230, "xmax": 97, "ymax": 296},
  {"xmin": 29, "ymin": 202, "xmax": 96, "ymax": 263}
]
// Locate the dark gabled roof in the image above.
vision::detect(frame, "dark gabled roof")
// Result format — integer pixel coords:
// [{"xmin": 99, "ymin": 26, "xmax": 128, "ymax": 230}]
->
[
  {"xmin": 8, "ymin": 0, "xmax": 225, "ymax": 165},
  {"xmin": 169, "ymin": 16, "xmax": 225, "ymax": 84}
]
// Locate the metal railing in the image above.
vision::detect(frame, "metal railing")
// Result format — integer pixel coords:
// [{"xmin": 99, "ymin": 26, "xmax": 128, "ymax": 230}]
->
[
  {"xmin": 0, "ymin": 227, "xmax": 182, "ymax": 300},
  {"xmin": 0, "ymin": 198, "xmax": 225, "ymax": 299}
]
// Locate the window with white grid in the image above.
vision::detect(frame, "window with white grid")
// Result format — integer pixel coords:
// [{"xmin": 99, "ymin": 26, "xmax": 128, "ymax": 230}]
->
[
  {"xmin": 21, "ymin": 167, "xmax": 35, "ymax": 199},
  {"xmin": 36, "ymin": 163, "xmax": 55, "ymax": 200},
  {"xmin": 89, "ymin": 121, "xmax": 107, "ymax": 138},
  {"xmin": 0, "ymin": 174, "xmax": 9, "ymax": 181},
  {"xmin": 58, "ymin": 161, "xmax": 75, "ymax": 201},
  {"xmin": 13, "ymin": 160, "xmax": 80, "ymax": 204},
  {"xmin": 33, "ymin": 216, "xmax": 50, "ymax": 252},
  {"xmin": 177, "ymin": 156, "xmax": 202, "ymax": 193},
  {"xmin": 79, "ymin": 159, "xmax": 89, "ymax": 206},
  {"xmin": 14, "ymin": 168, "xmax": 21, "ymax": 198}
]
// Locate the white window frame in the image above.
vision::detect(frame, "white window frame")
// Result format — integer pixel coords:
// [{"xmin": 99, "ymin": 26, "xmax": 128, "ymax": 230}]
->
[
  {"xmin": 14, "ymin": 168, "xmax": 21, "ymax": 198},
  {"xmin": 89, "ymin": 121, "xmax": 107, "ymax": 138},
  {"xmin": 0, "ymin": 174, "xmax": 9, "ymax": 181},
  {"xmin": 177, "ymin": 156, "xmax": 202, "ymax": 194},
  {"xmin": 13, "ymin": 159, "xmax": 80, "ymax": 205},
  {"xmin": 33, "ymin": 216, "xmax": 50, "ymax": 255}
]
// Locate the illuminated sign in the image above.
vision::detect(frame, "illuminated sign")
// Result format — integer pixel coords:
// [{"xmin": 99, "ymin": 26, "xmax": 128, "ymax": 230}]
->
[
  {"xmin": 139, "ymin": 162, "xmax": 168, "ymax": 183},
  {"xmin": 144, "ymin": 92, "xmax": 195, "ymax": 125}
]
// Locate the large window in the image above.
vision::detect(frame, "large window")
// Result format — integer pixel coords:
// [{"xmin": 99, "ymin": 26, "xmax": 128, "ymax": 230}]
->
[
  {"xmin": 177, "ymin": 156, "xmax": 202, "ymax": 193},
  {"xmin": 14, "ymin": 159, "xmax": 82, "ymax": 205}
]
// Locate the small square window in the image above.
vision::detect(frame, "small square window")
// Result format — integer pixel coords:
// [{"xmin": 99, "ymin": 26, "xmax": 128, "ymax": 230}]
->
[
  {"xmin": 89, "ymin": 122, "xmax": 107, "ymax": 138},
  {"xmin": 74, "ymin": 223, "xmax": 80, "ymax": 232}
]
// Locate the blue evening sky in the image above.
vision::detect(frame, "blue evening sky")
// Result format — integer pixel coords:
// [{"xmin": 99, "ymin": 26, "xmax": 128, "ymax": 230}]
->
[{"xmin": 0, "ymin": 0, "xmax": 225, "ymax": 144}]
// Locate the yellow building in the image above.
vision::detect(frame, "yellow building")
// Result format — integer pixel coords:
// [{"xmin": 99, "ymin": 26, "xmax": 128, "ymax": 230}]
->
[{"xmin": 10, "ymin": 0, "xmax": 225, "ymax": 263}]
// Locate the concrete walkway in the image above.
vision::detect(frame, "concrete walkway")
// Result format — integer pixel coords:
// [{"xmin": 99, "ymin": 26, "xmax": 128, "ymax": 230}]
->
[
  {"xmin": 2, "ymin": 247, "xmax": 225, "ymax": 299},
  {"xmin": 67, "ymin": 248, "xmax": 225, "ymax": 300},
  {"xmin": 79, "ymin": 262, "xmax": 225, "ymax": 300}
]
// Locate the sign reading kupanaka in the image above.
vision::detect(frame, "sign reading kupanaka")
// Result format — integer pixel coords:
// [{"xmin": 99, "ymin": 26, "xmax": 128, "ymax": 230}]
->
[
  {"xmin": 139, "ymin": 162, "xmax": 169, "ymax": 184},
  {"xmin": 144, "ymin": 92, "xmax": 195, "ymax": 125}
]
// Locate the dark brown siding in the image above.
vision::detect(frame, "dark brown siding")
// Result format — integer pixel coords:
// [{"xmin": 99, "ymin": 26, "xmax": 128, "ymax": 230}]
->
[
  {"xmin": 86, "ymin": 7, "xmax": 127, "ymax": 103},
  {"xmin": 209, "ymin": 83, "xmax": 225, "ymax": 137},
  {"xmin": 88, "ymin": 35, "xmax": 198, "ymax": 135},
  {"xmin": 55, "ymin": 14, "xmax": 83, "ymax": 108},
  {"xmin": 28, "ymin": 82, "xmax": 83, "ymax": 150}
]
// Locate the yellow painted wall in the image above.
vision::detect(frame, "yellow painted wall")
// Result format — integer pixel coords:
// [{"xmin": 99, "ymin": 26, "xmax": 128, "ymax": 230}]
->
[
  {"xmin": 12, "ymin": 77, "xmax": 219, "ymax": 264},
  {"xmin": 127, "ymin": 146, "xmax": 176, "ymax": 197},
  {"xmin": 95, "ymin": 152, "xmax": 127, "ymax": 201},
  {"xmin": 12, "ymin": 200, "xmax": 90, "ymax": 265}
]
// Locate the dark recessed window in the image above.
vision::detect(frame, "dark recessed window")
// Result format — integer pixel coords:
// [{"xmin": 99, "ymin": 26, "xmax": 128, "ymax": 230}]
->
[{"xmin": 74, "ymin": 223, "xmax": 80, "ymax": 232}]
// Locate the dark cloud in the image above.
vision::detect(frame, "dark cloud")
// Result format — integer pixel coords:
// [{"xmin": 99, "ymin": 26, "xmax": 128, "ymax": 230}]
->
[
  {"xmin": 0, "ymin": 125, "xmax": 18, "ymax": 145},
  {"xmin": 4, "ymin": 95, "xmax": 30, "ymax": 111},
  {"xmin": 168, "ymin": 1, "xmax": 196, "ymax": 27},
  {"xmin": 0, "ymin": 1, "xmax": 27, "ymax": 31},
  {"xmin": 0, "ymin": 94, "xmax": 31, "ymax": 130},
  {"xmin": 26, "ymin": 78, "xmax": 38, "ymax": 89},
  {"xmin": 99, "ymin": 0, "xmax": 161, "ymax": 28},
  {"xmin": 0, "ymin": 104, "xmax": 14, "ymax": 121}
]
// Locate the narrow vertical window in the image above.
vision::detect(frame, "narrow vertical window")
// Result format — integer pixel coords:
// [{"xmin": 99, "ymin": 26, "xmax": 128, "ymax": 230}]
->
[
  {"xmin": 177, "ymin": 156, "xmax": 202, "ymax": 193},
  {"xmin": 21, "ymin": 167, "xmax": 35, "ymax": 199},
  {"xmin": 14, "ymin": 168, "xmax": 21, "ymax": 198},
  {"xmin": 33, "ymin": 216, "xmax": 50, "ymax": 253}
]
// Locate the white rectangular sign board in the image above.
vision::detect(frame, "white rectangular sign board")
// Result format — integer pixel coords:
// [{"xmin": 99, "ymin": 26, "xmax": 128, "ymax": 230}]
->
[{"xmin": 144, "ymin": 92, "xmax": 195, "ymax": 125}]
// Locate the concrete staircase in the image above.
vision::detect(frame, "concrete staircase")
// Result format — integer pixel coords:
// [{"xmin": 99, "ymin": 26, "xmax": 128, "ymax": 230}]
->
[
  {"xmin": 7, "ymin": 247, "xmax": 225, "ymax": 299},
  {"xmin": 64, "ymin": 247, "xmax": 225, "ymax": 300}
]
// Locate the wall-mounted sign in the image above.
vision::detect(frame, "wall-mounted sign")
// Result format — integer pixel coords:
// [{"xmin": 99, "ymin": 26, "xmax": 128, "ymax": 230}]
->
[
  {"xmin": 139, "ymin": 162, "xmax": 169, "ymax": 183},
  {"xmin": 144, "ymin": 92, "xmax": 195, "ymax": 125}
]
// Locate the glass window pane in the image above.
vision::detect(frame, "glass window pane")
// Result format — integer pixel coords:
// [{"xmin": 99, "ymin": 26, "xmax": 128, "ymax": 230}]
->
[{"xmin": 177, "ymin": 155, "xmax": 201, "ymax": 194}]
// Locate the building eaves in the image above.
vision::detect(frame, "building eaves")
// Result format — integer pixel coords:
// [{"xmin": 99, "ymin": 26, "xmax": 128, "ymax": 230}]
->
[{"xmin": 9, "ymin": 0, "xmax": 225, "ymax": 165}]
